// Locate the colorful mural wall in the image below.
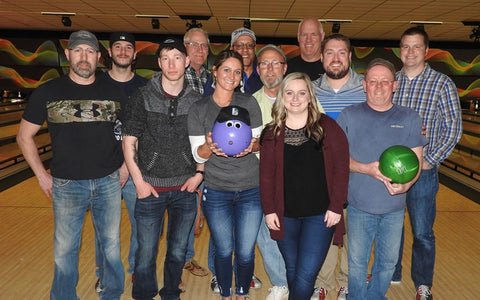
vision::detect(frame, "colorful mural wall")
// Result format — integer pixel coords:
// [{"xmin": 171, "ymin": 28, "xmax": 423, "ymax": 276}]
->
[{"xmin": 1, "ymin": 37, "xmax": 479, "ymax": 100}]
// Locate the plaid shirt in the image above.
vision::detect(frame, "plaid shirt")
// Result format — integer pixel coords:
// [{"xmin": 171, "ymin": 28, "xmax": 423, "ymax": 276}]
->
[
  {"xmin": 184, "ymin": 65, "xmax": 210, "ymax": 94},
  {"xmin": 393, "ymin": 63, "xmax": 462, "ymax": 167}
]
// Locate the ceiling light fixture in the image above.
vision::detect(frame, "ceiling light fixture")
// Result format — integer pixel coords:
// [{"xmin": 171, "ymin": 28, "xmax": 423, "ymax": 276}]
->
[
  {"xmin": 61, "ymin": 16, "xmax": 72, "ymax": 27},
  {"xmin": 410, "ymin": 21, "xmax": 443, "ymax": 25},
  {"xmin": 228, "ymin": 17, "xmax": 303, "ymax": 23},
  {"xmin": 462, "ymin": 21, "xmax": 480, "ymax": 42},
  {"xmin": 41, "ymin": 12, "xmax": 76, "ymax": 16},
  {"xmin": 134, "ymin": 14, "xmax": 169, "ymax": 19},
  {"xmin": 179, "ymin": 15, "xmax": 211, "ymax": 31},
  {"xmin": 151, "ymin": 18, "xmax": 160, "ymax": 29},
  {"xmin": 332, "ymin": 23, "xmax": 341, "ymax": 33}
]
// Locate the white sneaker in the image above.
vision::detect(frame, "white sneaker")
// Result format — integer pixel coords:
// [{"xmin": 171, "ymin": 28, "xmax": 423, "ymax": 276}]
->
[
  {"xmin": 310, "ymin": 287, "xmax": 327, "ymax": 300},
  {"xmin": 266, "ymin": 286, "xmax": 289, "ymax": 300},
  {"xmin": 337, "ymin": 286, "xmax": 348, "ymax": 300}
]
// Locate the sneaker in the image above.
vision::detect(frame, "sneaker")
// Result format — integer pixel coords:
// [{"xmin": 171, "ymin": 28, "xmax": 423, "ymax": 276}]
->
[
  {"xmin": 210, "ymin": 276, "xmax": 220, "ymax": 293},
  {"xmin": 184, "ymin": 258, "xmax": 209, "ymax": 277},
  {"xmin": 337, "ymin": 286, "xmax": 348, "ymax": 300},
  {"xmin": 250, "ymin": 274, "xmax": 262, "ymax": 289},
  {"xmin": 310, "ymin": 287, "xmax": 327, "ymax": 300},
  {"xmin": 416, "ymin": 285, "xmax": 433, "ymax": 300},
  {"xmin": 391, "ymin": 279, "xmax": 402, "ymax": 284},
  {"xmin": 95, "ymin": 279, "xmax": 103, "ymax": 293},
  {"xmin": 266, "ymin": 286, "xmax": 289, "ymax": 300}
]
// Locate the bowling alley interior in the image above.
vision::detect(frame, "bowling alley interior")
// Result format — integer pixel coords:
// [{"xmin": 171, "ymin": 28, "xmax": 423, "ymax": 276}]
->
[{"xmin": 1, "ymin": 1, "xmax": 480, "ymax": 299}]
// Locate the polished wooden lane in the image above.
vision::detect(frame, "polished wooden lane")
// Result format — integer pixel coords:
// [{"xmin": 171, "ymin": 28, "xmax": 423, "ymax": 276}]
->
[{"xmin": 0, "ymin": 177, "xmax": 479, "ymax": 300}]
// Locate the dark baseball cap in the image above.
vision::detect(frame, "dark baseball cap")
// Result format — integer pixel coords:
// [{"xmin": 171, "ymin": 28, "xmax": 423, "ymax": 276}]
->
[
  {"xmin": 67, "ymin": 30, "xmax": 99, "ymax": 51},
  {"xmin": 215, "ymin": 105, "xmax": 251, "ymax": 126},
  {"xmin": 109, "ymin": 32, "xmax": 136, "ymax": 48},
  {"xmin": 156, "ymin": 37, "xmax": 187, "ymax": 57}
]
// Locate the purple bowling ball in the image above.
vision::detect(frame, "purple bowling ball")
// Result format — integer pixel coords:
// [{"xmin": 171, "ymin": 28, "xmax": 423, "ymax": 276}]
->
[{"xmin": 212, "ymin": 119, "xmax": 252, "ymax": 156}]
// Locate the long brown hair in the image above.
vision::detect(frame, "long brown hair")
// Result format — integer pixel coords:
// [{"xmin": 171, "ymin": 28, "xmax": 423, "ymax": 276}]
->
[{"xmin": 269, "ymin": 72, "xmax": 324, "ymax": 144}]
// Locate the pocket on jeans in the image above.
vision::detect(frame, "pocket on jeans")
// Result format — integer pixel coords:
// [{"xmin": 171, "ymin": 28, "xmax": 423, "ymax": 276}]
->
[
  {"xmin": 52, "ymin": 177, "xmax": 71, "ymax": 187},
  {"xmin": 108, "ymin": 170, "xmax": 120, "ymax": 179}
]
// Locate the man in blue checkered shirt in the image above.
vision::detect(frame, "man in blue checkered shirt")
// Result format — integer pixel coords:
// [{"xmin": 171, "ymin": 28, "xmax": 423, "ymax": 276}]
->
[{"xmin": 392, "ymin": 26, "xmax": 462, "ymax": 300}]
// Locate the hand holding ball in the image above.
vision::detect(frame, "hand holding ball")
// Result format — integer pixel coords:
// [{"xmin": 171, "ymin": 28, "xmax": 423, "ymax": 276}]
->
[
  {"xmin": 379, "ymin": 145, "xmax": 419, "ymax": 184},
  {"xmin": 211, "ymin": 106, "xmax": 252, "ymax": 156}
]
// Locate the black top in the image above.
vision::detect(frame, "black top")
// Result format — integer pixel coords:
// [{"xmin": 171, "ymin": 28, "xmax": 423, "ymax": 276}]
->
[
  {"xmin": 283, "ymin": 126, "xmax": 329, "ymax": 217},
  {"xmin": 23, "ymin": 75, "xmax": 127, "ymax": 179},
  {"xmin": 286, "ymin": 56, "xmax": 325, "ymax": 81}
]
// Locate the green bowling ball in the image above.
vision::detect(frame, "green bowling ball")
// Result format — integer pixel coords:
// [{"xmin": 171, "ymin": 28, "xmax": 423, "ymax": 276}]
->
[{"xmin": 379, "ymin": 145, "xmax": 419, "ymax": 184}]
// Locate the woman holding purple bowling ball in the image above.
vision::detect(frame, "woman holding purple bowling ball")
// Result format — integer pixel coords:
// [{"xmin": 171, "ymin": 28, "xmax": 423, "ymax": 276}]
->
[{"xmin": 187, "ymin": 49, "xmax": 263, "ymax": 300}]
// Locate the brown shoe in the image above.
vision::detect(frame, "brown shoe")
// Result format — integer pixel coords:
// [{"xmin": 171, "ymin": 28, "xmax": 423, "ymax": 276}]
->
[
  {"xmin": 183, "ymin": 259, "xmax": 209, "ymax": 277},
  {"xmin": 178, "ymin": 281, "xmax": 186, "ymax": 293}
]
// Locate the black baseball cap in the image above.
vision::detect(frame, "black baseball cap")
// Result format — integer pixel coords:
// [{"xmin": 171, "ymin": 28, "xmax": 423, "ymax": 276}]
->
[
  {"xmin": 156, "ymin": 37, "xmax": 187, "ymax": 57},
  {"xmin": 109, "ymin": 32, "xmax": 136, "ymax": 48}
]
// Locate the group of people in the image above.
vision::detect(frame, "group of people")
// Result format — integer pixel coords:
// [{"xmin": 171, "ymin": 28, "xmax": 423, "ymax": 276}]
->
[{"xmin": 16, "ymin": 16, "xmax": 462, "ymax": 300}]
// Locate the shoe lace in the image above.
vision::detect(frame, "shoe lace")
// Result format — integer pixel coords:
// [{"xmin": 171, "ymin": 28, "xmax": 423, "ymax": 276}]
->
[
  {"xmin": 313, "ymin": 287, "xmax": 327, "ymax": 296},
  {"xmin": 417, "ymin": 285, "xmax": 431, "ymax": 296}
]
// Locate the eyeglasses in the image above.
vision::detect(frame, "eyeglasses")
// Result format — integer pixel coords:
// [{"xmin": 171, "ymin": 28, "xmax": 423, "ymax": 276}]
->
[
  {"xmin": 186, "ymin": 42, "xmax": 209, "ymax": 50},
  {"xmin": 233, "ymin": 43, "xmax": 255, "ymax": 50},
  {"xmin": 258, "ymin": 60, "xmax": 286, "ymax": 69},
  {"xmin": 366, "ymin": 80, "xmax": 395, "ymax": 87}
]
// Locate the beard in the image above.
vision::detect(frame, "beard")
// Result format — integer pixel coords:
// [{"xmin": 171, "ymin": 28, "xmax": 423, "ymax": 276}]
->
[
  {"xmin": 112, "ymin": 57, "xmax": 133, "ymax": 69},
  {"xmin": 261, "ymin": 75, "xmax": 283, "ymax": 89},
  {"xmin": 325, "ymin": 65, "xmax": 349, "ymax": 80},
  {"xmin": 71, "ymin": 61, "xmax": 95, "ymax": 79}
]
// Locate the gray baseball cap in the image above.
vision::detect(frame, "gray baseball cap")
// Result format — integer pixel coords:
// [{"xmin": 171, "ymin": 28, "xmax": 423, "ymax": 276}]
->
[{"xmin": 67, "ymin": 30, "xmax": 99, "ymax": 51}]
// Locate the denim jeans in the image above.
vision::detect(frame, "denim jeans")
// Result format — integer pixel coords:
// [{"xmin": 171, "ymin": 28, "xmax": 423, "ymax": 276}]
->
[
  {"xmin": 201, "ymin": 186, "xmax": 263, "ymax": 298},
  {"xmin": 347, "ymin": 205, "xmax": 404, "ymax": 300},
  {"xmin": 132, "ymin": 190, "xmax": 196, "ymax": 300},
  {"xmin": 393, "ymin": 167, "xmax": 438, "ymax": 287},
  {"xmin": 50, "ymin": 170, "xmax": 124, "ymax": 300},
  {"xmin": 185, "ymin": 182, "xmax": 204, "ymax": 262},
  {"xmin": 277, "ymin": 214, "xmax": 334, "ymax": 300},
  {"xmin": 95, "ymin": 177, "xmax": 137, "ymax": 286},
  {"xmin": 257, "ymin": 214, "xmax": 288, "ymax": 287}
]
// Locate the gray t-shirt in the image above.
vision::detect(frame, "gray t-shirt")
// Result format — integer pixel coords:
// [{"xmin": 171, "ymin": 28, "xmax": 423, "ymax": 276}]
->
[
  {"xmin": 188, "ymin": 92, "xmax": 263, "ymax": 191},
  {"xmin": 337, "ymin": 102, "xmax": 427, "ymax": 214}
]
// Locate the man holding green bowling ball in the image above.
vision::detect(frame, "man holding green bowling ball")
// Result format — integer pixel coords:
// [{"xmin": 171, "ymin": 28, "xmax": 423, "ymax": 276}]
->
[{"xmin": 336, "ymin": 58, "xmax": 427, "ymax": 300}]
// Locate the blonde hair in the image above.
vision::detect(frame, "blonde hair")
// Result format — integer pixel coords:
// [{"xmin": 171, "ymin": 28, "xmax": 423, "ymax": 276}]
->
[{"xmin": 269, "ymin": 72, "xmax": 324, "ymax": 144}]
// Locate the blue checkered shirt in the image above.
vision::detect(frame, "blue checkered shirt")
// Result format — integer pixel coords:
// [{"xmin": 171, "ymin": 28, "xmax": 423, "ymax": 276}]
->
[{"xmin": 393, "ymin": 63, "xmax": 462, "ymax": 167}]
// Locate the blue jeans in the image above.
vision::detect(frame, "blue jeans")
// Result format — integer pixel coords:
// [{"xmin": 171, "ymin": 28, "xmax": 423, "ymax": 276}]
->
[
  {"xmin": 185, "ymin": 182, "xmax": 204, "ymax": 262},
  {"xmin": 394, "ymin": 167, "xmax": 438, "ymax": 287},
  {"xmin": 277, "ymin": 214, "xmax": 334, "ymax": 300},
  {"xmin": 202, "ymin": 186, "xmax": 263, "ymax": 297},
  {"xmin": 132, "ymin": 190, "xmax": 196, "ymax": 300},
  {"xmin": 257, "ymin": 215, "xmax": 288, "ymax": 287},
  {"xmin": 96, "ymin": 177, "xmax": 137, "ymax": 285},
  {"xmin": 50, "ymin": 171, "xmax": 124, "ymax": 300},
  {"xmin": 347, "ymin": 205, "xmax": 404, "ymax": 300}
]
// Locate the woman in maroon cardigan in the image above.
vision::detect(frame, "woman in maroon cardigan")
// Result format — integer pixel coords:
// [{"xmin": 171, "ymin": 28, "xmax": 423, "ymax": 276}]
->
[{"xmin": 259, "ymin": 72, "xmax": 349, "ymax": 300}]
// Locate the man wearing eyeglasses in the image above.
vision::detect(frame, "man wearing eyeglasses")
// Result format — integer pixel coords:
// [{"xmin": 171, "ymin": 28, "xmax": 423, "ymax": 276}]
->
[
  {"xmin": 122, "ymin": 37, "xmax": 204, "ymax": 300},
  {"xmin": 310, "ymin": 33, "xmax": 366, "ymax": 300},
  {"xmin": 286, "ymin": 18, "xmax": 325, "ymax": 81},
  {"xmin": 336, "ymin": 58, "xmax": 426, "ymax": 300},
  {"xmin": 204, "ymin": 27, "xmax": 262, "ymax": 97},
  {"xmin": 184, "ymin": 28, "xmax": 211, "ymax": 94},
  {"xmin": 17, "ymin": 30, "xmax": 127, "ymax": 300},
  {"xmin": 251, "ymin": 44, "xmax": 290, "ymax": 300}
]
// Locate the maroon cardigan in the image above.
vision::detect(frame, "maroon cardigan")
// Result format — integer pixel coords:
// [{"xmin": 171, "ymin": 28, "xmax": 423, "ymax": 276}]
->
[{"xmin": 259, "ymin": 114, "xmax": 349, "ymax": 246}]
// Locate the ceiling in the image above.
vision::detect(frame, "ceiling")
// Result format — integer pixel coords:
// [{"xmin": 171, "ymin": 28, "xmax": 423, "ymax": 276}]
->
[{"xmin": 1, "ymin": 0, "xmax": 480, "ymax": 43}]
